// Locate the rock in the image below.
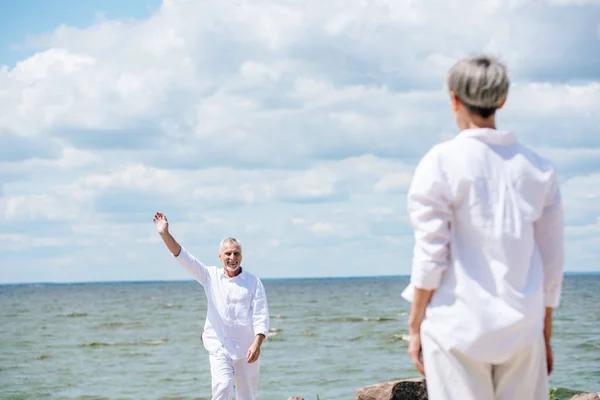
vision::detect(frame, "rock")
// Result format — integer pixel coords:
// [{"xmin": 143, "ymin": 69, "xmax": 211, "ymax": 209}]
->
[
  {"xmin": 355, "ymin": 380, "xmax": 596, "ymax": 400},
  {"xmin": 570, "ymin": 394, "xmax": 600, "ymax": 400},
  {"xmin": 355, "ymin": 378, "xmax": 427, "ymax": 400}
]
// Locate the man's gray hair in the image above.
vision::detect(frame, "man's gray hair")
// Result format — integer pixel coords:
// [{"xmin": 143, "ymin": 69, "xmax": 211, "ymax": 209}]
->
[
  {"xmin": 446, "ymin": 54, "xmax": 510, "ymax": 111},
  {"xmin": 220, "ymin": 236, "xmax": 242, "ymax": 251}
]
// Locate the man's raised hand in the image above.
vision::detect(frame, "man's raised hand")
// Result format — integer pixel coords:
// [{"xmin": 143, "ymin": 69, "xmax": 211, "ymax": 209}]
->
[
  {"xmin": 153, "ymin": 212, "xmax": 182, "ymax": 257},
  {"xmin": 153, "ymin": 212, "xmax": 169, "ymax": 235}
]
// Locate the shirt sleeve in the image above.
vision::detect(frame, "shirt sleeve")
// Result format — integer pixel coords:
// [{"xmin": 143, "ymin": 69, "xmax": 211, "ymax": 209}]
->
[
  {"xmin": 251, "ymin": 278, "xmax": 270, "ymax": 337},
  {"xmin": 174, "ymin": 247, "xmax": 209, "ymax": 286},
  {"xmin": 406, "ymin": 146, "xmax": 453, "ymax": 291},
  {"xmin": 534, "ymin": 171, "xmax": 564, "ymax": 308}
]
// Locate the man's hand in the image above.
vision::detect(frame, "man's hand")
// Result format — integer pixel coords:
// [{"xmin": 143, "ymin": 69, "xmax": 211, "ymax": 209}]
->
[
  {"xmin": 247, "ymin": 334, "xmax": 265, "ymax": 363},
  {"xmin": 153, "ymin": 212, "xmax": 169, "ymax": 236},
  {"xmin": 408, "ymin": 332, "xmax": 425, "ymax": 375},
  {"xmin": 153, "ymin": 212, "xmax": 181, "ymax": 257},
  {"xmin": 246, "ymin": 342, "xmax": 261, "ymax": 363}
]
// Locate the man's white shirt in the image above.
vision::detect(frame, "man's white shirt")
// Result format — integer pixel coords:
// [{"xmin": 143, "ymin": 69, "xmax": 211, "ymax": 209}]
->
[
  {"xmin": 175, "ymin": 247, "xmax": 270, "ymax": 360},
  {"xmin": 402, "ymin": 128, "xmax": 564, "ymax": 363}
]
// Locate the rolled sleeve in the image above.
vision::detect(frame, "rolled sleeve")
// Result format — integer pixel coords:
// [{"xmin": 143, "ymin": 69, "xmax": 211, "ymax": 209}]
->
[
  {"xmin": 252, "ymin": 278, "xmax": 270, "ymax": 337},
  {"xmin": 409, "ymin": 261, "xmax": 446, "ymax": 290},
  {"xmin": 407, "ymin": 146, "xmax": 452, "ymax": 291},
  {"xmin": 174, "ymin": 247, "xmax": 209, "ymax": 286},
  {"xmin": 534, "ymin": 173, "xmax": 565, "ymax": 308}
]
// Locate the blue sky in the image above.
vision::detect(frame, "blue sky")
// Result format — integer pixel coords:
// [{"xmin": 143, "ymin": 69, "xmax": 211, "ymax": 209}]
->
[
  {"xmin": 1, "ymin": 0, "xmax": 599, "ymax": 284},
  {"xmin": 0, "ymin": 0, "xmax": 161, "ymax": 68}
]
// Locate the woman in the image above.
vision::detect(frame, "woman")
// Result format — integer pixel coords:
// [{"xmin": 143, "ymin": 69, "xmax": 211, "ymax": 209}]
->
[{"xmin": 402, "ymin": 55, "xmax": 564, "ymax": 400}]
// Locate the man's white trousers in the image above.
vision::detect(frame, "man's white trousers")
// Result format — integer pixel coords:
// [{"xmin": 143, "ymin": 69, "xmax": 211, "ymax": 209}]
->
[
  {"xmin": 209, "ymin": 352, "xmax": 260, "ymax": 400},
  {"xmin": 421, "ymin": 325, "xmax": 549, "ymax": 400}
]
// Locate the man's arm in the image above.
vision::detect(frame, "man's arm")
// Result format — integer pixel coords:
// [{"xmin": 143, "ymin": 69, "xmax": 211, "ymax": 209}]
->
[
  {"xmin": 159, "ymin": 230, "xmax": 182, "ymax": 257},
  {"xmin": 153, "ymin": 212, "xmax": 208, "ymax": 285},
  {"xmin": 247, "ymin": 279, "xmax": 269, "ymax": 363},
  {"xmin": 251, "ymin": 279, "xmax": 270, "ymax": 338}
]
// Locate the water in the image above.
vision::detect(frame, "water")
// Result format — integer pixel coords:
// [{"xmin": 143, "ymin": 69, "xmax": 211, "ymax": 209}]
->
[{"xmin": 1, "ymin": 275, "xmax": 599, "ymax": 399}]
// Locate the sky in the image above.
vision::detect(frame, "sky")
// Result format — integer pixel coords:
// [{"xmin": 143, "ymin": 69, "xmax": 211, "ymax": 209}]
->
[{"xmin": 1, "ymin": 0, "xmax": 599, "ymax": 284}]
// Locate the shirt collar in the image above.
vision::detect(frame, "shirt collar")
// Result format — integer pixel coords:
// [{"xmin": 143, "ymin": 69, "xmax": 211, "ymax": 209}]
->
[
  {"xmin": 456, "ymin": 128, "xmax": 517, "ymax": 145},
  {"xmin": 222, "ymin": 268, "xmax": 246, "ymax": 280}
]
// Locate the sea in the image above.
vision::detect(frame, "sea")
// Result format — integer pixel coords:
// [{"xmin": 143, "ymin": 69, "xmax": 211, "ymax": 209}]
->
[{"xmin": 1, "ymin": 274, "xmax": 599, "ymax": 399}]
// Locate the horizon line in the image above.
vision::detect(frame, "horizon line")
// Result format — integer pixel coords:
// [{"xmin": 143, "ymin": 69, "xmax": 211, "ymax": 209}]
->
[{"xmin": 1, "ymin": 271, "xmax": 598, "ymax": 287}]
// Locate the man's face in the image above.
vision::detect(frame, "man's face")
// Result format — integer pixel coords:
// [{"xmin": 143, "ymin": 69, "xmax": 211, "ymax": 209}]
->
[{"xmin": 219, "ymin": 242, "xmax": 243, "ymax": 272}]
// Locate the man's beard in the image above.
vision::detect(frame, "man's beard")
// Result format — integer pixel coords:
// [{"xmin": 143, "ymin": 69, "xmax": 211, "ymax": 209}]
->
[{"xmin": 224, "ymin": 264, "xmax": 240, "ymax": 272}]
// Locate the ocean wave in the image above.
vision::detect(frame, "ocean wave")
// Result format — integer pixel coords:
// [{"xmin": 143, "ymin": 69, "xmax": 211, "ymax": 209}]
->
[
  {"xmin": 61, "ymin": 312, "xmax": 88, "ymax": 318},
  {"xmin": 267, "ymin": 328, "xmax": 284, "ymax": 341},
  {"xmin": 98, "ymin": 322, "xmax": 126, "ymax": 328},
  {"xmin": 79, "ymin": 338, "xmax": 168, "ymax": 348},
  {"xmin": 161, "ymin": 303, "xmax": 184, "ymax": 309},
  {"xmin": 575, "ymin": 342, "xmax": 600, "ymax": 350},
  {"xmin": 316, "ymin": 316, "xmax": 397, "ymax": 323},
  {"xmin": 121, "ymin": 352, "xmax": 152, "ymax": 358},
  {"xmin": 142, "ymin": 338, "xmax": 169, "ymax": 346},
  {"xmin": 95, "ymin": 321, "xmax": 146, "ymax": 329},
  {"xmin": 80, "ymin": 342, "xmax": 113, "ymax": 348},
  {"xmin": 158, "ymin": 376, "xmax": 198, "ymax": 383},
  {"xmin": 383, "ymin": 333, "xmax": 410, "ymax": 344}
]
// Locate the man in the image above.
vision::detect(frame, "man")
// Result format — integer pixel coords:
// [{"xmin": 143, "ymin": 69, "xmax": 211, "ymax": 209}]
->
[
  {"xmin": 153, "ymin": 211, "xmax": 269, "ymax": 400},
  {"xmin": 402, "ymin": 55, "xmax": 564, "ymax": 400}
]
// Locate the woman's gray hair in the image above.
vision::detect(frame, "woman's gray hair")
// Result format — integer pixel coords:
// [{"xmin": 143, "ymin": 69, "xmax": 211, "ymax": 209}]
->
[
  {"xmin": 220, "ymin": 236, "xmax": 242, "ymax": 251},
  {"xmin": 446, "ymin": 55, "xmax": 510, "ymax": 115}
]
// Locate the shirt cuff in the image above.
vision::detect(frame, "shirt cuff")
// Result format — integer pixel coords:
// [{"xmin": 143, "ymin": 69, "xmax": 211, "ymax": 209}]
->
[
  {"xmin": 401, "ymin": 284, "xmax": 415, "ymax": 303},
  {"xmin": 410, "ymin": 262, "xmax": 445, "ymax": 290},
  {"xmin": 174, "ymin": 246, "xmax": 187, "ymax": 259},
  {"xmin": 253, "ymin": 325, "xmax": 269, "ymax": 338},
  {"xmin": 544, "ymin": 285, "xmax": 562, "ymax": 308}
]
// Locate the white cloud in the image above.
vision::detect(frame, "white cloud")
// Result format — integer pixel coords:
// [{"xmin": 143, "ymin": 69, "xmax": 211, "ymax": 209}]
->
[
  {"xmin": 561, "ymin": 173, "xmax": 600, "ymax": 226},
  {"xmin": 2, "ymin": 193, "xmax": 83, "ymax": 221},
  {"xmin": 507, "ymin": 83, "xmax": 600, "ymax": 117},
  {"xmin": 533, "ymin": 147, "xmax": 600, "ymax": 178},
  {"xmin": 1, "ymin": 0, "xmax": 599, "ymax": 282},
  {"xmin": 546, "ymin": 0, "xmax": 600, "ymax": 5},
  {"xmin": 282, "ymin": 169, "xmax": 339, "ymax": 201},
  {"xmin": 374, "ymin": 172, "xmax": 414, "ymax": 193}
]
